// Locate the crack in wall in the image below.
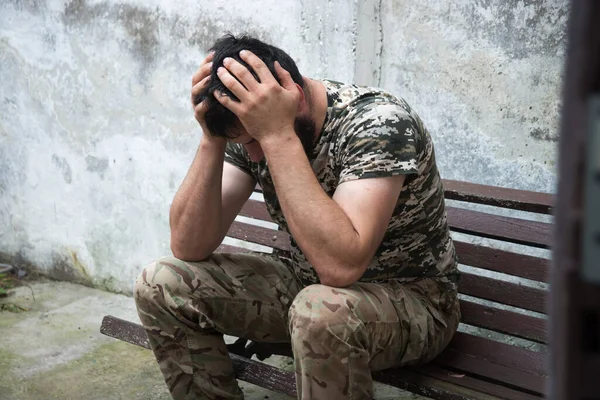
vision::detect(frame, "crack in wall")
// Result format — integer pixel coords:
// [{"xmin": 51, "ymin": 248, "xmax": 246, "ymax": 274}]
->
[
  {"xmin": 376, "ymin": 0, "xmax": 383, "ymax": 87},
  {"xmin": 353, "ymin": 0, "xmax": 384, "ymax": 87}
]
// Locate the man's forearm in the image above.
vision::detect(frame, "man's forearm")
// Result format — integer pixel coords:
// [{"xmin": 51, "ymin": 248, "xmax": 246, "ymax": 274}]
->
[
  {"xmin": 169, "ymin": 135, "xmax": 226, "ymax": 260},
  {"xmin": 261, "ymin": 131, "xmax": 365, "ymax": 286}
]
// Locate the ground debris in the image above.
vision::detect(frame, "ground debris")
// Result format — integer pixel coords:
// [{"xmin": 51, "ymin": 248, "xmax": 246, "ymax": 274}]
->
[
  {"xmin": 0, "ymin": 303, "xmax": 29, "ymax": 312},
  {"xmin": 0, "ymin": 270, "xmax": 36, "ymax": 304}
]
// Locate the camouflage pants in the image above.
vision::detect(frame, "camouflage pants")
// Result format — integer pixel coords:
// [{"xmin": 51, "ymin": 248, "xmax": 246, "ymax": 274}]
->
[{"xmin": 134, "ymin": 253, "xmax": 460, "ymax": 400}]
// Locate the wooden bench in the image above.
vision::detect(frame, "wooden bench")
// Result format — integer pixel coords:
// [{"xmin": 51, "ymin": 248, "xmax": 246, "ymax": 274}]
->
[{"xmin": 101, "ymin": 179, "xmax": 554, "ymax": 399}]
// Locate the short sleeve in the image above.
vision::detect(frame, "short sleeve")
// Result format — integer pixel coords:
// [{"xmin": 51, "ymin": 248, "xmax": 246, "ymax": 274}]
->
[
  {"xmin": 224, "ymin": 142, "xmax": 253, "ymax": 177},
  {"xmin": 338, "ymin": 101, "xmax": 419, "ymax": 184}
]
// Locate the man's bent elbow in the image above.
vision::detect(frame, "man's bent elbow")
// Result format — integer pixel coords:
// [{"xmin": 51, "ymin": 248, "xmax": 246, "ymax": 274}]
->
[
  {"xmin": 170, "ymin": 234, "xmax": 214, "ymax": 262},
  {"xmin": 317, "ymin": 262, "xmax": 367, "ymax": 288},
  {"xmin": 170, "ymin": 246, "xmax": 209, "ymax": 262}
]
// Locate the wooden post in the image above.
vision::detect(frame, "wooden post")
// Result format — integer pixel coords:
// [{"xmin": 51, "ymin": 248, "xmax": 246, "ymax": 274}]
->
[{"xmin": 550, "ymin": 0, "xmax": 600, "ymax": 399}]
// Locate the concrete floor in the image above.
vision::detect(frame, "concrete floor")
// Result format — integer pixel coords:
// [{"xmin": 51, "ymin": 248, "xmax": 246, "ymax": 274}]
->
[{"xmin": 0, "ymin": 280, "xmax": 425, "ymax": 400}]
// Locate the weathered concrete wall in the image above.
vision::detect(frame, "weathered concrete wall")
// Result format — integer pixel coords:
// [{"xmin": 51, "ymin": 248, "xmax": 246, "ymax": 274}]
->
[
  {"xmin": 0, "ymin": 0, "xmax": 567, "ymax": 289},
  {"xmin": 377, "ymin": 0, "xmax": 567, "ymax": 191}
]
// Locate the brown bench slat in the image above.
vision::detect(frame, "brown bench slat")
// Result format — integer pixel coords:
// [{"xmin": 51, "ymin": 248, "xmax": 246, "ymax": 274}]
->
[
  {"xmin": 438, "ymin": 332, "xmax": 548, "ymax": 394},
  {"xmin": 435, "ymin": 332, "xmax": 547, "ymax": 395},
  {"xmin": 459, "ymin": 273, "xmax": 547, "ymax": 314},
  {"xmin": 231, "ymin": 353, "xmax": 296, "ymax": 396},
  {"xmin": 256, "ymin": 180, "xmax": 554, "ymax": 215},
  {"xmin": 226, "ymin": 221, "xmax": 290, "ymax": 251},
  {"xmin": 435, "ymin": 348, "xmax": 544, "ymax": 395},
  {"xmin": 413, "ymin": 365, "xmax": 542, "ymax": 400},
  {"xmin": 459, "ymin": 301, "xmax": 547, "ymax": 343},
  {"xmin": 447, "ymin": 333, "xmax": 547, "ymax": 378},
  {"xmin": 454, "ymin": 241, "xmax": 549, "ymax": 283},
  {"xmin": 242, "ymin": 198, "xmax": 553, "ymax": 254},
  {"xmin": 101, "ymin": 315, "xmax": 151, "ymax": 349},
  {"xmin": 447, "ymin": 207, "xmax": 552, "ymax": 249},
  {"xmin": 240, "ymin": 199, "xmax": 273, "ymax": 222},
  {"xmin": 374, "ymin": 367, "xmax": 514, "ymax": 400},
  {"xmin": 242, "ymin": 199, "xmax": 552, "ymax": 251},
  {"xmin": 443, "ymin": 180, "xmax": 554, "ymax": 215}
]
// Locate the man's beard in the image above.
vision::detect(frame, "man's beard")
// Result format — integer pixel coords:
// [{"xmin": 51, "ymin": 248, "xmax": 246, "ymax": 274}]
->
[{"xmin": 294, "ymin": 115, "xmax": 317, "ymax": 156}]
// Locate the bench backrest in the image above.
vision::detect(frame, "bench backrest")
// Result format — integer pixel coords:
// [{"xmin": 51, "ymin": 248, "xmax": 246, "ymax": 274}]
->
[{"xmin": 220, "ymin": 179, "xmax": 554, "ymax": 350}]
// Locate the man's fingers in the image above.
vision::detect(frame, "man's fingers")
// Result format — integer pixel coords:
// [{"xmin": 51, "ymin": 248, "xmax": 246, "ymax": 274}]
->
[
  {"xmin": 191, "ymin": 76, "xmax": 210, "ymax": 105},
  {"xmin": 192, "ymin": 61, "xmax": 213, "ymax": 86},
  {"xmin": 194, "ymin": 100, "xmax": 208, "ymax": 119},
  {"xmin": 191, "ymin": 52, "xmax": 214, "ymax": 86},
  {"xmin": 275, "ymin": 61, "xmax": 296, "ymax": 90},
  {"xmin": 214, "ymin": 90, "xmax": 242, "ymax": 115},
  {"xmin": 239, "ymin": 50, "xmax": 277, "ymax": 84},
  {"xmin": 217, "ymin": 66, "xmax": 249, "ymax": 101},
  {"xmin": 222, "ymin": 57, "xmax": 259, "ymax": 90}
]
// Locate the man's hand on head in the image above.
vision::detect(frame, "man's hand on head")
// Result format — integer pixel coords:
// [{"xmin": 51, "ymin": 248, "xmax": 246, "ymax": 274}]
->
[
  {"xmin": 191, "ymin": 52, "xmax": 214, "ymax": 127},
  {"xmin": 214, "ymin": 50, "xmax": 301, "ymax": 144},
  {"xmin": 190, "ymin": 51, "xmax": 227, "ymax": 147}
]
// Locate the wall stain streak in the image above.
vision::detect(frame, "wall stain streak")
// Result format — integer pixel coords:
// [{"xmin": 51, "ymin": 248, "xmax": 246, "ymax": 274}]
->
[
  {"xmin": 62, "ymin": 0, "xmax": 272, "ymax": 81},
  {"xmin": 51, "ymin": 154, "xmax": 72, "ymax": 184},
  {"xmin": 63, "ymin": 0, "xmax": 159, "ymax": 74}
]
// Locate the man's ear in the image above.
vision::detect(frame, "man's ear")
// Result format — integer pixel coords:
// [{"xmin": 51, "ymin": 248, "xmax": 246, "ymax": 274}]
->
[{"xmin": 295, "ymin": 83, "xmax": 307, "ymax": 113}]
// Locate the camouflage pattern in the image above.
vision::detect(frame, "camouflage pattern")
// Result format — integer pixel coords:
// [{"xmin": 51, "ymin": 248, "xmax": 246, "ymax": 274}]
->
[
  {"xmin": 134, "ymin": 254, "xmax": 461, "ymax": 400},
  {"xmin": 225, "ymin": 79, "xmax": 460, "ymax": 288}
]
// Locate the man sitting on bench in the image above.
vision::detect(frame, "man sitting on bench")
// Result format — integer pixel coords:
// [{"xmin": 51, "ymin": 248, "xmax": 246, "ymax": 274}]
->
[{"xmin": 134, "ymin": 34, "xmax": 461, "ymax": 400}]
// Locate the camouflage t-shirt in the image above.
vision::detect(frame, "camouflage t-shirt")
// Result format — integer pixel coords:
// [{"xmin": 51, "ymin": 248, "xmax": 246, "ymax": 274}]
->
[{"xmin": 225, "ymin": 79, "xmax": 459, "ymax": 287}]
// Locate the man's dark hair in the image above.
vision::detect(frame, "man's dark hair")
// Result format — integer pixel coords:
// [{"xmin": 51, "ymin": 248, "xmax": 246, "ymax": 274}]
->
[{"xmin": 195, "ymin": 34, "xmax": 305, "ymax": 139}]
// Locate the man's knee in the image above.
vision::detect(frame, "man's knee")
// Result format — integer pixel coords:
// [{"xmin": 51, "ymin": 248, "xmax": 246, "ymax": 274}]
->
[
  {"xmin": 133, "ymin": 256, "xmax": 206, "ymax": 311},
  {"xmin": 288, "ymin": 284, "xmax": 356, "ymax": 345}
]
